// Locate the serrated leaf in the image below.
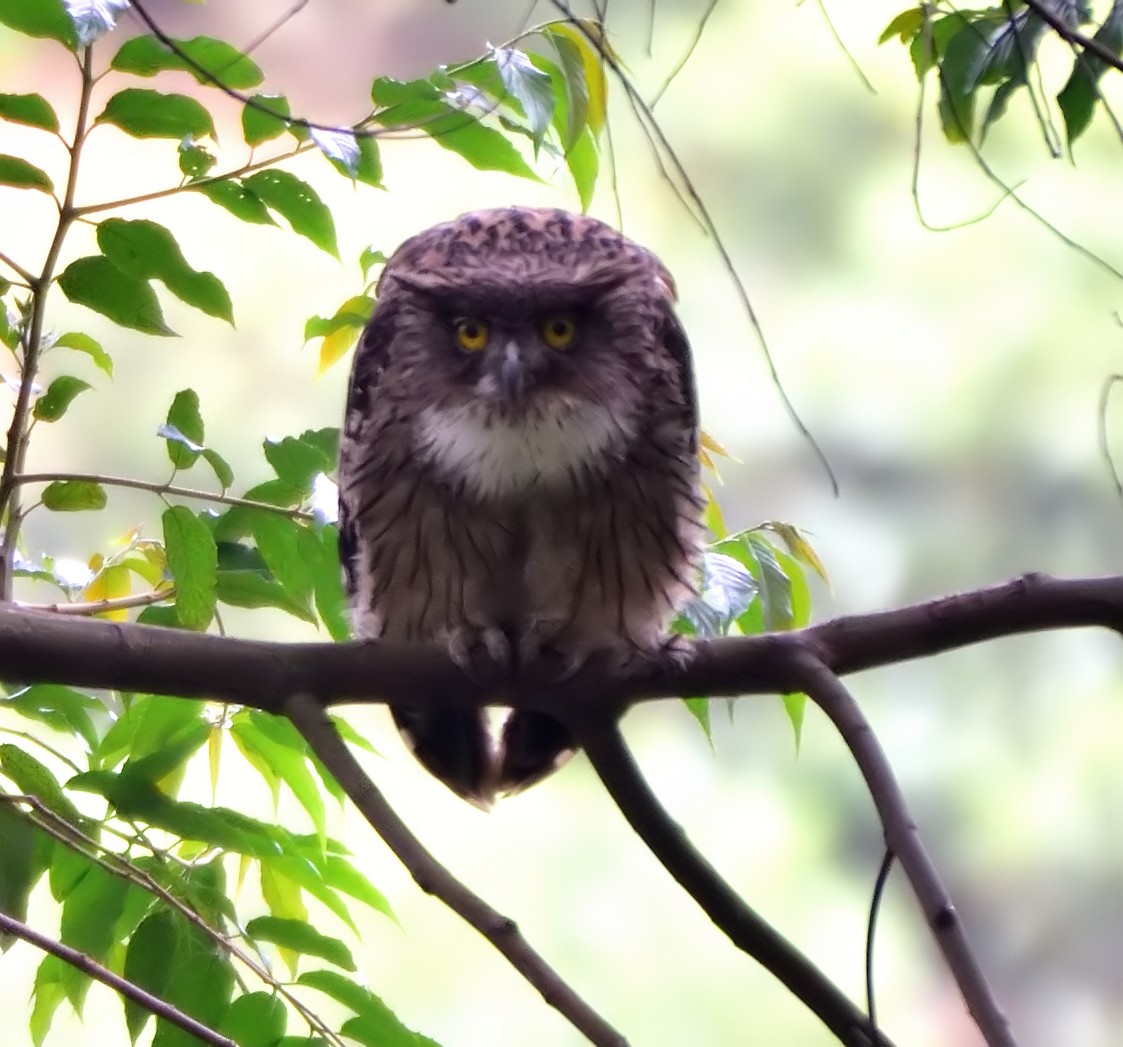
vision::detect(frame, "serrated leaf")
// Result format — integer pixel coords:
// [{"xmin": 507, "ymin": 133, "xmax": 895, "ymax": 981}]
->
[
  {"xmin": 111, "ymin": 34, "xmax": 263, "ymax": 90},
  {"xmin": 243, "ymin": 170, "xmax": 338, "ymax": 256},
  {"xmin": 59, "ymin": 255, "xmax": 174, "ymax": 335},
  {"xmin": 33, "ymin": 375, "xmax": 91, "ymax": 421},
  {"xmin": 242, "ymin": 93, "xmax": 292, "ymax": 145},
  {"xmin": 162, "ymin": 506, "xmax": 217, "ymax": 630},
  {"xmin": 163, "ymin": 388, "xmax": 205, "ymax": 468},
  {"xmin": 97, "ymin": 218, "xmax": 233, "ymax": 324},
  {"xmin": 53, "ymin": 331, "xmax": 112, "ymax": 376},
  {"xmin": 41, "ymin": 479, "xmax": 106, "ymax": 511},
  {"xmin": 96, "ymin": 88, "xmax": 216, "ymax": 141},
  {"xmin": 0, "ymin": 92, "xmax": 59, "ymax": 131},
  {"xmin": 194, "ymin": 179, "xmax": 276, "ymax": 225},
  {"xmin": 0, "ymin": 154, "xmax": 52, "ymax": 192},
  {"xmin": 0, "ymin": 0, "xmax": 77, "ymax": 48},
  {"xmin": 247, "ymin": 916, "xmax": 355, "ymax": 970},
  {"xmin": 66, "ymin": 0, "xmax": 129, "ymax": 47}
]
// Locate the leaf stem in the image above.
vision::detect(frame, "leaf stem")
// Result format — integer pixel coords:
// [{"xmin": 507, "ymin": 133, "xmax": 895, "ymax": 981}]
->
[
  {"xmin": 0, "ymin": 48, "xmax": 97, "ymax": 599},
  {"xmin": 14, "ymin": 471, "xmax": 314, "ymax": 520},
  {"xmin": 0, "ymin": 251, "xmax": 34, "ymax": 286}
]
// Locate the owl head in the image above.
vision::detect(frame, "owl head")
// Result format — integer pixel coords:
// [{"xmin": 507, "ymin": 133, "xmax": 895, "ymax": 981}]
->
[{"xmin": 352, "ymin": 207, "xmax": 689, "ymax": 500}]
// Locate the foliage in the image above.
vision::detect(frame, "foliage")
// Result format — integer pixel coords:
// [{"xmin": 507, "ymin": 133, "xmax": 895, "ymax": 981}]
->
[
  {"xmin": 880, "ymin": 0, "xmax": 1123, "ymax": 151},
  {"xmin": 0, "ymin": 4, "xmax": 816, "ymax": 1045}
]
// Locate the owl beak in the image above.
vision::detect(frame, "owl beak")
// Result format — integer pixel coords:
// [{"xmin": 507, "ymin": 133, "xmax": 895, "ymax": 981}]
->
[{"xmin": 499, "ymin": 340, "xmax": 526, "ymax": 407}]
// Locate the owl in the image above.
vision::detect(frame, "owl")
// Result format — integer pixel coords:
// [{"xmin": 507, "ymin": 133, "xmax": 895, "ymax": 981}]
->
[{"xmin": 337, "ymin": 207, "xmax": 703, "ymax": 806}]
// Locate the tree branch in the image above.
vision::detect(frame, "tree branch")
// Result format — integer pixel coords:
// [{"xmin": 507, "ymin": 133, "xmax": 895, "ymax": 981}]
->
[
  {"xmin": 790, "ymin": 656, "xmax": 1015, "ymax": 1047},
  {"xmin": 579, "ymin": 720, "xmax": 890, "ymax": 1046},
  {"xmin": 284, "ymin": 693, "xmax": 628, "ymax": 1047},
  {"xmin": 0, "ymin": 910, "xmax": 237, "ymax": 1047}
]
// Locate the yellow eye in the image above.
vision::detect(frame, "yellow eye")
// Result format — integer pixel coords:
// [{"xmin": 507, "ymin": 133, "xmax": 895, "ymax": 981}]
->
[
  {"xmin": 455, "ymin": 318, "xmax": 490, "ymax": 352},
  {"xmin": 540, "ymin": 313, "xmax": 577, "ymax": 351}
]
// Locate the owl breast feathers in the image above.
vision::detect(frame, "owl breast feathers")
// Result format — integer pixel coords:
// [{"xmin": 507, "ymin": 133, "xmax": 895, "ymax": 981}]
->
[{"xmin": 337, "ymin": 206, "xmax": 704, "ymax": 806}]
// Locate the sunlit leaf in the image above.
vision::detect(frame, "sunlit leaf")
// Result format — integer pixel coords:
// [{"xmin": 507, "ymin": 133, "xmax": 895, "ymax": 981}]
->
[
  {"xmin": 58, "ymin": 256, "xmax": 175, "ymax": 336},
  {"xmin": 177, "ymin": 137, "xmax": 215, "ymax": 180},
  {"xmin": 96, "ymin": 88, "xmax": 215, "ymax": 141},
  {"xmin": 242, "ymin": 93, "xmax": 293, "ymax": 145},
  {"xmin": 194, "ymin": 179, "xmax": 277, "ymax": 226},
  {"xmin": 33, "ymin": 375, "xmax": 91, "ymax": 421},
  {"xmin": 97, "ymin": 218, "xmax": 233, "ymax": 324},
  {"xmin": 163, "ymin": 505, "xmax": 217, "ymax": 631},
  {"xmin": 162, "ymin": 388, "xmax": 205, "ymax": 469},
  {"xmin": 299, "ymin": 969, "xmax": 426, "ymax": 1046},
  {"xmin": 124, "ymin": 911, "xmax": 178, "ymax": 1042},
  {"xmin": 217, "ymin": 992, "xmax": 287, "ymax": 1047},
  {"xmin": 53, "ymin": 331, "xmax": 112, "ymax": 376},
  {"xmin": 0, "ymin": 92, "xmax": 58, "ymax": 132},
  {"xmin": 111, "ymin": 34, "xmax": 263, "ymax": 90},
  {"xmin": 246, "ymin": 916, "xmax": 355, "ymax": 970},
  {"xmin": 0, "ymin": 154, "xmax": 53, "ymax": 193},
  {"xmin": 0, "ymin": 744, "xmax": 83, "ymax": 824},
  {"xmin": 0, "ymin": 0, "xmax": 77, "ymax": 49},
  {"xmin": 41, "ymin": 479, "xmax": 106, "ymax": 511},
  {"xmin": 3, "ymin": 684, "xmax": 100, "ymax": 751},
  {"xmin": 243, "ymin": 170, "xmax": 339, "ymax": 257}
]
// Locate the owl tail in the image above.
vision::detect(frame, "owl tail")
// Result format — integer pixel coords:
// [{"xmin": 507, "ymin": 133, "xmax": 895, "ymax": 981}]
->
[
  {"xmin": 495, "ymin": 711, "xmax": 577, "ymax": 797},
  {"xmin": 390, "ymin": 706, "xmax": 495, "ymax": 809}
]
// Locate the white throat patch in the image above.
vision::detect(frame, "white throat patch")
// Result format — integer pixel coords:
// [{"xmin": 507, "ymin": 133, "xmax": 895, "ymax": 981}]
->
[{"xmin": 417, "ymin": 400, "xmax": 629, "ymax": 500}]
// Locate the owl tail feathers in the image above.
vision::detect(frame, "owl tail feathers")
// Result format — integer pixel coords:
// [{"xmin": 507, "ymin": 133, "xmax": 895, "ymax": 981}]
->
[
  {"xmin": 495, "ymin": 711, "xmax": 577, "ymax": 797},
  {"xmin": 390, "ymin": 705, "xmax": 496, "ymax": 809}
]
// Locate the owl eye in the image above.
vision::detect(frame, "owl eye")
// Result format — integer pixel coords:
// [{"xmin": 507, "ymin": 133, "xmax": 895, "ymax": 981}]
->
[
  {"xmin": 540, "ymin": 313, "xmax": 578, "ymax": 351},
  {"xmin": 455, "ymin": 318, "xmax": 490, "ymax": 352}
]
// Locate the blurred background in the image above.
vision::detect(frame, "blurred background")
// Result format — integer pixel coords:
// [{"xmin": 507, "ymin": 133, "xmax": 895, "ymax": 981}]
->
[{"xmin": 3, "ymin": 1, "xmax": 1123, "ymax": 1044}]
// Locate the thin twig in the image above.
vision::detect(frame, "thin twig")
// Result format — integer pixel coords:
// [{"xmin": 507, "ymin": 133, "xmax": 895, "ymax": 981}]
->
[
  {"xmin": 0, "ymin": 250, "xmax": 34, "ymax": 286},
  {"xmin": 1021, "ymin": 0, "xmax": 1123, "ymax": 74},
  {"xmin": 18, "ymin": 586, "xmax": 174, "ymax": 615},
  {"xmin": 579, "ymin": 720, "xmax": 889, "ymax": 1046},
  {"xmin": 284, "ymin": 692, "xmax": 629, "ymax": 1047},
  {"xmin": 0, "ymin": 910, "xmax": 237, "ymax": 1047},
  {"xmin": 791, "ymin": 655, "xmax": 1015, "ymax": 1047},
  {"xmin": 14, "ymin": 471, "xmax": 313, "ymax": 520}
]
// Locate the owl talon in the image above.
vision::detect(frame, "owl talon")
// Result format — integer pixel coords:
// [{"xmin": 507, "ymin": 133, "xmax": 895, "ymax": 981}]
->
[{"xmin": 447, "ymin": 625, "xmax": 513, "ymax": 685}]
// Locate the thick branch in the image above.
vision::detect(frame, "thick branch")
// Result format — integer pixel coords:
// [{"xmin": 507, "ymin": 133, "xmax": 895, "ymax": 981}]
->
[
  {"xmin": 791, "ymin": 656, "xmax": 1015, "ymax": 1047},
  {"xmin": 0, "ymin": 573, "xmax": 1119, "ymax": 713},
  {"xmin": 0, "ymin": 911, "xmax": 236, "ymax": 1047},
  {"xmin": 580, "ymin": 721, "xmax": 891, "ymax": 1047},
  {"xmin": 284, "ymin": 693, "xmax": 628, "ymax": 1047}
]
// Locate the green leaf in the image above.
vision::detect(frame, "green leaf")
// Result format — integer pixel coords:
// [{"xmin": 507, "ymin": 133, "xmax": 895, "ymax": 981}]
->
[
  {"xmin": 300, "ymin": 970, "xmax": 424, "ymax": 1047},
  {"xmin": 782, "ymin": 691, "xmax": 807, "ymax": 750},
  {"xmin": 0, "ymin": 153, "xmax": 53, "ymax": 192},
  {"xmin": 202, "ymin": 447, "xmax": 234, "ymax": 489},
  {"xmin": 0, "ymin": 804, "xmax": 44, "ymax": 935},
  {"xmin": 121, "ymin": 719, "xmax": 210, "ymax": 787},
  {"xmin": 359, "ymin": 246, "xmax": 387, "ymax": 280},
  {"xmin": 1058, "ymin": 1, "xmax": 1123, "ymax": 146},
  {"xmin": 41, "ymin": 479, "xmax": 106, "ymax": 511},
  {"xmin": 54, "ymin": 331, "xmax": 112, "ymax": 376},
  {"xmin": 111, "ymin": 34, "xmax": 263, "ymax": 90},
  {"xmin": 264, "ymin": 433, "xmax": 334, "ymax": 492},
  {"xmin": 495, "ymin": 47, "xmax": 555, "ymax": 148},
  {"xmin": 322, "ymin": 854, "xmax": 395, "ymax": 921},
  {"xmin": 681, "ymin": 551, "xmax": 758, "ymax": 639},
  {"xmin": 373, "ymin": 77, "xmax": 538, "ymax": 180},
  {"xmin": 217, "ymin": 992, "xmax": 287, "ymax": 1047},
  {"xmin": 177, "ymin": 137, "xmax": 216, "ymax": 180},
  {"xmin": 243, "ymin": 170, "xmax": 339, "ymax": 257},
  {"xmin": 194, "ymin": 179, "xmax": 277, "ymax": 225},
  {"xmin": 215, "ymin": 569, "xmax": 316, "ymax": 622},
  {"xmin": 246, "ymin": 916, "xmax": 355, "ymax": 970},
  {"xmin": 30, "ymin": 956, "xmax": 67, "ymax": 1045},
  {"xmin": 94, "ymin": 693, "xmax": 204, "ymax": 771},
  {"xmin": 3, "ymin": 684, "xmax": 101, "ymax": 751},
  {"xmin": 58, "ymin": 255, "xmax": 174, "ymax": 336},
  {"xmin": 33, "ymin": 375, "xmax": 91, "ymax": 421},
  {"xmin": 879, "ymin": 7, "xmax": 927, "ymax": 45},
  {"xmin": 97, "ymin": 218, "xmax": 233, "ymax": 324},
  {"xmin": 124, "ymin": 911, "xmax": 178, "ymax": 1042},
  {"xmin": 162, "ymin": 388, "xmax": 205, "ymax": 469},
  {"xmin": 151, "ymin": 928, "xmax": 235, "ymax": 1047},
  {"xmin": 0, "ymin": 0, "xmax": 77, "ymax": 48},
  {"xmin": 0, "ymin": 92, "xmax": 59, "ymax": 132},
  {"xmin": 96, "ymin": 88, "xmax": 216, "ymax": 141},
  {"xmin": 242, "ymin": 93, "xmax": 292, "ymax": 145},
  {"xmin": 163, "ymin": 506, "xmax": 217, "ymax": 630},
  {"xmin": 565, "ymin": 124, "xmax": 598, "ymax": 210},
  {"xmin": 0, "ymin": 743, "xmax": 82, "ymax": 824},
  {"xmin": 303, "ymin": 296, "xmax": 376, "ymax": 341},
  {"xmin": 313, "ymin": 526, "xmax": 350, "ymax": 641},
  {"xmin": 250, "ymin": 513, "xmax": 315, "ymax": 612}
]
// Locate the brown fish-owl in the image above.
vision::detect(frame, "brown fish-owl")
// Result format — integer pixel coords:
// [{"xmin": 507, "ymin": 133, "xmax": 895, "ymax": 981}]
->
[{"xmin": 337, "ymin": 207, "xmax": 703, "ymax": 806}]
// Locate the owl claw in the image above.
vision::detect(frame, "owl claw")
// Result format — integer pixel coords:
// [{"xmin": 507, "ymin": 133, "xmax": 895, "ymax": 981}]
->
[{"xmin": 446, "ymin": 625, "xmax": 513, "ymax": 685}]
